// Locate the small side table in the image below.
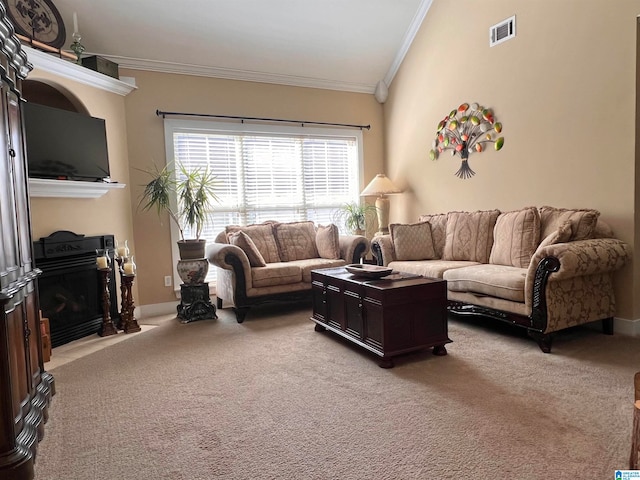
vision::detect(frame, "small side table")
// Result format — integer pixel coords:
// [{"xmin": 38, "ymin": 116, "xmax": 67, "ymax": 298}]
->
[{"xmin": 177, "ymin": 283, "xmax": 217, "ymax": 324}]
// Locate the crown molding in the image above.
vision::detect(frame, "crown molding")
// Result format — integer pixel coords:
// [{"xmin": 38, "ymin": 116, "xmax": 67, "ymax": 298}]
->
[
  {"xmin": 22, "ymin": 45, "xmax": 137, "ymax": 96},
  {"xmin": 383, "ymin": 0, "xmax": 433, "ymax": 88},
  {"xmin": 98, "ymin": 54, "xmax": 376, "ymax": 94}
]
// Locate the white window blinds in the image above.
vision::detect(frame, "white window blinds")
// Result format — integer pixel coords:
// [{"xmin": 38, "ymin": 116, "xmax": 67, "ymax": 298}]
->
[{"xmin": 164, "ymin": 119, "xmax": 363, "ymax": 283}]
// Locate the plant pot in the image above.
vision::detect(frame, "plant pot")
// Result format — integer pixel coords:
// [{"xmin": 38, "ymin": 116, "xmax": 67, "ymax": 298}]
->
[
  {"xmin": 177, "ymin": 258, "xmax": 209, "ymax": 285},
  {"xmin": 178, "ymin": 239, "xmax": 206, "ymax": 260}
]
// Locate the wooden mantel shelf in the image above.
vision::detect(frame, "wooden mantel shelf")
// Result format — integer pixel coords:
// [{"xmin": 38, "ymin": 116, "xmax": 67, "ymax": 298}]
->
[
  {"xmin": 29, "ymin": 178, "xmax": 126, "ymax": 198},
  {"xmin": 22, "ymin": 45, "xmax": 137, "ymax": 96}
]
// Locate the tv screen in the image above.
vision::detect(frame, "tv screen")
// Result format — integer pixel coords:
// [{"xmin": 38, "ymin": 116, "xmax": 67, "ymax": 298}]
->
[{"xmin": 22, "ymin": 102, "xmax": 110, "ymax": 181}]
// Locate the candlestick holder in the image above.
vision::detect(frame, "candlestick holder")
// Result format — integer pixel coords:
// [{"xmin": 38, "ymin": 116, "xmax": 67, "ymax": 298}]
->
[
  {"xmin": 70, "ymin": 32, "xmax": 85, "ymax": 64},
  {"xmin": 115, "ymin": 256, "xmax": 127, "ymax": 330},
  {"xmin": 121, "ymin": 273, "xmax": 141, "ymax": 333},
  {"xmin": 98, "ymin": 267, "xmax": 118, "ymax": 337}
]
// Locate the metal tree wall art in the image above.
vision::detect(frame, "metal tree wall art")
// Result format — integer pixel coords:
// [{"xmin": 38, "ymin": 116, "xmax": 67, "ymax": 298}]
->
[{"xmin": 429, "ymin": 102, "xmax": 505, "ymax": 179}]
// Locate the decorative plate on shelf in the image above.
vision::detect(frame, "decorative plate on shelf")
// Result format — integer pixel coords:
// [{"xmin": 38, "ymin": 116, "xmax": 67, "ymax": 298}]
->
[
  {"xmin": 6, "ymin": 0, "xmax": 66, "ymax": 48},
  {"xmin": 345, "ymin": 264, "xmax": 393, "ymax": 279}
]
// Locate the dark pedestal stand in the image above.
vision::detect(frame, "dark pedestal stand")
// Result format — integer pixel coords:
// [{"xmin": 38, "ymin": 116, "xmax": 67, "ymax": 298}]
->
[
  {"xmin": 98, "ymin": 267, "xmax": 118, "ymax": 337},
  {"xmin": 177, "ymin": 283, "xmax": 217, "ymax": 324},
  {"xmin": 121, "ymin": 274, "xmax": 142, "ymax": 333}
]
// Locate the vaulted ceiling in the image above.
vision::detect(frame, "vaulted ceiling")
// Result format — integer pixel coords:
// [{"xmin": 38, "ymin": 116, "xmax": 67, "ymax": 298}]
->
[{"xmin": 49, "ymin": 0, "xmax": 432, "ymax": 94}]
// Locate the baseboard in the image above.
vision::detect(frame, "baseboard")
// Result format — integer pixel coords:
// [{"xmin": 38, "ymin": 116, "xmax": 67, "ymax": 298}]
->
[
  {"xmin": 613, "ymin": 317, "xmax": 640, "ymax": 337},
  {"xmin": 138, "ymin": 302, "xmax": 178, "ymax": 319}
]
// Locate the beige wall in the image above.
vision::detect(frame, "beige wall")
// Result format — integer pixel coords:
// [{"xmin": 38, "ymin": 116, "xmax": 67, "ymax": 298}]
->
[
  {"xmin": 121, "ymin": 70, "xmax": 385, "ymax": 306},
  {"xmin": 27, "ymin": 68, "xmax": 138, "ymax": 300},
  {"xmin": 384, "ymin": 0, "xmax": 639, "ymax": 318}
]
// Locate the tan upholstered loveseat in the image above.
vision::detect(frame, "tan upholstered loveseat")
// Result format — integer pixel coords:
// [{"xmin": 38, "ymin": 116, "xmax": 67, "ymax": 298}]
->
[
  {"xmin": 371, "ymin": 206, "xmax": 631, "ymax": 352},
  {"xmin": 207, "ymin": 221, "xmax": 370, "ymax": 323}
]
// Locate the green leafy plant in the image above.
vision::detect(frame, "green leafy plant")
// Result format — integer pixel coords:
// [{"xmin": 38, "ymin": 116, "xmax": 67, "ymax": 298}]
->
[
  {"xmin": 332, "ymin": 202, "xmax": 377, "ymax": 234},
  {"xmin": 138, "ymin": 162, "xmax": 219, "ymax": 240}
]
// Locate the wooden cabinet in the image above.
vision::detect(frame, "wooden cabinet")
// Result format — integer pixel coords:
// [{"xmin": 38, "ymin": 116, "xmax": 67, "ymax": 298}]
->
[
  {"xmin": 0, "ymin": 6, "xmax": 55, "ymax": 480},
  {"xmin": 311, "ymin": 267, "xmax": 451, "ymax": 368}
]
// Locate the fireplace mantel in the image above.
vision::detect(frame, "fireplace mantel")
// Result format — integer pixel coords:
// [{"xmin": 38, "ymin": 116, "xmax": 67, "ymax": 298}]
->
[{"xmin": 28, "ymin": 178, "xmax": 126, "ymax": 198}]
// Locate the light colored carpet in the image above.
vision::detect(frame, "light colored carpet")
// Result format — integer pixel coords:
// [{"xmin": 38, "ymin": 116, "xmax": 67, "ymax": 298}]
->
[{"xmin": 34, "ymin": 306, "xmax": 639, "ymax": 479}]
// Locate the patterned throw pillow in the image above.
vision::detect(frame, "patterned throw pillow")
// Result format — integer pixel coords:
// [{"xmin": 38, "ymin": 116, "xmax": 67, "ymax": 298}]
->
[
  {"xmin": 539, "ymin": 206, "xmax": 600, "ymax": 241},
  {"xmin": 225, "ymin": 223, "xmax": 281, "ymax": 263},
  {"xmin": 489, "ymin": 207, "xmax": 540, "ymax": 268},
  {"xmin": 228, "ymin": 231, "xmax": 267, "ymax": 267},
  {"xmin": 273, "ymin": 221, "xmax": 319, "ymax": 261},
  {"xmin": 443, "ymin": 210, "xmax": 501, "ymax": 263},
  {"xmin": 390, "ymin": 221, "xmax": 436, "ymax": 261},
  {"xmin": 417, "ymin": 213, "xmax": 447, "ymax": 258},
  {"xmin": 316, "ymin": 224, "xmax": 340, "ymax": 260}
]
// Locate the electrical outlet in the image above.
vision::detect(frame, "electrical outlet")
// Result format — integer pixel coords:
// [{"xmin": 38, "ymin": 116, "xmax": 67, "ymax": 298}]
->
[{"xmin": 164, "ymin": 276, "xmax": 172, "ymax": 287}]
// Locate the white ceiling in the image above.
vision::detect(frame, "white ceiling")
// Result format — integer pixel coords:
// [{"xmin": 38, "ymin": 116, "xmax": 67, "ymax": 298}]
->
[{"xmin": 49, "ymin": 0, "xmax": 432, "ymax": 94}]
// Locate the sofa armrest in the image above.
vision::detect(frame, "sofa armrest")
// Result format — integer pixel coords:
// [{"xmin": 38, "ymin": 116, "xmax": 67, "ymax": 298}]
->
[
  {"xmin": 528, "ymin": 238, "xmax": 631, "ymax": 282},
  {"xmin": 371, "ymin": 235, "xmax": 395, "ymax": 266},
  {"xmin": 338, "ymin": 235, "xmax": 370, "ymax": 264},
  {"xmin": 206, "ymin": 242, "xmax": 253, "ymax": 290},
  {"xmin": 524, "ymin": 238, "xmax": 631, "ymax": 310}
]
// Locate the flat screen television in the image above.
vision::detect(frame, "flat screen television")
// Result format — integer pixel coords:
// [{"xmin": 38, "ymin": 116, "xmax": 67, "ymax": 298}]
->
[{"xmin": 22, "ymin": 102, "xmax": 110, "ymax": 181}]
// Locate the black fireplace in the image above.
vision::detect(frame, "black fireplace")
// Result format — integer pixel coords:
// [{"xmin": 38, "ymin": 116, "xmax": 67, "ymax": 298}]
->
[{"xmin": 33, "ymin": 231, "xmax": 120, "ymax": 348}]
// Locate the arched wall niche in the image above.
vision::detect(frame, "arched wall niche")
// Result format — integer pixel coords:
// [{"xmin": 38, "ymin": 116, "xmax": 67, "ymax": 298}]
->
[{"xmin": 22, "ymin": 79, "xmax": 89, "ymax": 115}]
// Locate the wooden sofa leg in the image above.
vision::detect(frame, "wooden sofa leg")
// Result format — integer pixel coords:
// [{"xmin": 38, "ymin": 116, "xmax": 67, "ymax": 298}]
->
[
  {"xmin": 233, "ymin": 307, "xmax": 249, "ymax": 324},
  {"xmin": 528, "ymin": 331, "xmax": 553, "ymax": 353},
  {"xmin": 602, "ymin": 317, "xmax": 614, "ymax": 335}
]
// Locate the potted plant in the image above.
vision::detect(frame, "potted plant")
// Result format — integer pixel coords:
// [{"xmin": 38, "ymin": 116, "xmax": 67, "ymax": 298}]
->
[
  {"xmin": 138, "ymin": 162, "xmax": 219, "ymax": 260},
  {"xmin": 332, "ymin": 201, "xmax": 377, "ymax": 235}
]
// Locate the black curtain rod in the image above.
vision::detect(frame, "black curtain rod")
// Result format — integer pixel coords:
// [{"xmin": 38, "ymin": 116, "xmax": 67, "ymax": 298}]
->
[{"xmin": 155, "ymin": 109, "xmax": 370, "ymax": 130}]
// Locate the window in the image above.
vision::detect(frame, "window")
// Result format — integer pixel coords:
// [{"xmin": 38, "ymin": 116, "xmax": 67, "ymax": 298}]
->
[{"xmin": 163, "ymin": 119, "xmax": 364, "ymax": 284}]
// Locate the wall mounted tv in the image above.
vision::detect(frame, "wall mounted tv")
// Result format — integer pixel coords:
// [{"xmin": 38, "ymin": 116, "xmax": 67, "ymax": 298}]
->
[{"xmin": 22, "ymin": 102, "xmax": 110, "ymax": 181}]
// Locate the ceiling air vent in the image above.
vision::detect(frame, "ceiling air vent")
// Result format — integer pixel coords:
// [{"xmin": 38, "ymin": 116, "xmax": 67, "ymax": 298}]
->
[{"xmin": 490, "ymin": 15, "xmax": 516, "ymax": 47}]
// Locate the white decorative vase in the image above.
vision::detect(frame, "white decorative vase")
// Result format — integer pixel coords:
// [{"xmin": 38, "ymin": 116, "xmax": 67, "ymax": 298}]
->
[{"xmin": 177, "ymin": 258, "xmax": 209, "ymax": 285}]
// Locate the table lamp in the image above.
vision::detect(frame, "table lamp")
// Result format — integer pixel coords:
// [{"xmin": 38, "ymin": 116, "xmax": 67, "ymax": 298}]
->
[{"xmin": 360, "ymin": 174, "xmax": 402, "ymax": 236}]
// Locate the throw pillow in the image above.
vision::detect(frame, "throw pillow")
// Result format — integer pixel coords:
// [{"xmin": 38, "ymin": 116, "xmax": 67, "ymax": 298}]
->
[
  {"xmin": 316, "ymin": 224, "xmax": 341, "ymax": 260},
  {"xmin": 228, "ymin": 231, "xmax": 267, "ymax": 267},
  {"xmin": 443, "ymin": 209, "xmax": 501, "ymax": 263},
  {"xmin": 273, "ymin": 221, "xmax": 319, "ymax": 262},
  {"xmin": 489, "ymin": 207, "xmax": 540, "ymax": 268},
  {"xmin": 225, "ymin": 223, "xmax": 281, "ymax": 263},
  {"xmin": 390, "ymin": 221, "xmax": 436, "ymax": 261},
  {"xmin": 536, "ymin": 220, "xmax": 573, "ymax": 251},
  {"xmin": 592, "ymin": 219, "xmax": 614, "ymax": 239},
  {"xmin": 539, "ymin": 206, "xmax": 600, "ymax": 241},
  {"xmin": 417, "ymin": 213, "xmax": 447, "ymax": 258}
]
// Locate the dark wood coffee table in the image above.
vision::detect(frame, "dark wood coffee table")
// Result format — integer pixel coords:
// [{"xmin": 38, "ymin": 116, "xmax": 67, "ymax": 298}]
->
[{"xmin": 310, "ymin": 267, "xmax": 451, "ymax": 368}]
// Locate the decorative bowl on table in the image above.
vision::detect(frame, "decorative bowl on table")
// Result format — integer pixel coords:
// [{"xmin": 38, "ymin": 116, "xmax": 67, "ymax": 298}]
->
[{"xmin": 345, "ymin": 264, "xmax": 393, "ymax": 279}]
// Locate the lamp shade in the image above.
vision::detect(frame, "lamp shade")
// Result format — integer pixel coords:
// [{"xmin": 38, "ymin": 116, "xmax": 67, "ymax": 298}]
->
[{"xmin": 360, "ymin": 174, "xmax": 401, "ymax": 197}]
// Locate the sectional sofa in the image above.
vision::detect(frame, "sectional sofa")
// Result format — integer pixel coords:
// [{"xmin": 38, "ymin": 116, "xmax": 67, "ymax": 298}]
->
[{"xmin": 371, "ymin": 206, "xmax": 631, "ymax": 352}]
